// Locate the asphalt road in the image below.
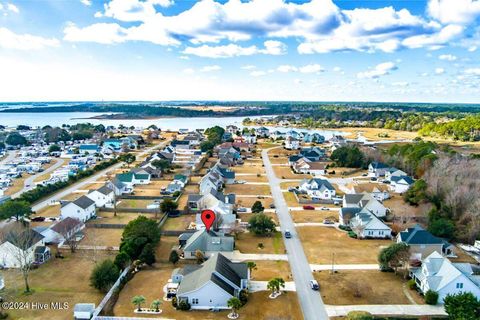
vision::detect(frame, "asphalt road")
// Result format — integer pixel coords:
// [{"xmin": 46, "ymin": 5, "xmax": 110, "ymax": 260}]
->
[
  {"xmin": 0, "ymin": 150, "xmax": 17, "ymax": 165},
  {"xmin": 262, "ymin": 146, "xmax": 329, "ymax": 320},
  {"xmin": 31, "ymin": 141, "xmax": 167, "ymax": 213}
]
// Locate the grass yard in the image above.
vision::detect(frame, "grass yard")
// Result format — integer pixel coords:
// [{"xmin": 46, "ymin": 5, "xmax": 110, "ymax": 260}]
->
[
  {"xmin": 291, "ymin": 210, "xmax": 338, "ymax": 223},
  {"xmin": 251, "ymin": 260, "xmax": 292, "ymax": 281},
  {"xmin": 90, "ymin": 211, "xmax": 148, "ymax": 225},
  {"xmin": 283, "ymin": 192, "xmax": 300, "ymax": 207},
  {"xmin": 81, "ymin": 228, "xmax": 124, "ymax": 247},
  {"xmin": 314, "ymin": 270, "xmax": 415, "ymax": 305},
  {"xmin": 237, "ymin": 173, "xmax": 269, "ymax": 182},
  {"xmin": 117, "ymin": 199, "xmax": 154, "ymax": 209},
  {"xmin": 33, "ymin": 204, "xmax": 60, "ymax": 217},
  {"xmin": 3, "ymin": 251, "xmax": 115, "ymax": 320},
  {"xmin": 238, "ymin": 212, "xmax": 279, "ymax": 224},
  {"xmin": 236, "ymin": 196, "xmax": 273, "ymax": 208},
  {"xmin": 161, "ymin": 214, "xmax": 197, "ymax": 231},
  {"xmin": 298, "ymin": 227, "xmax": 392, "ymax": 264},
  {"xmin": 273, "ymin": 166, "xmax": 311, "ymax": 179},
  {"xmin": 4, "ymin": 175, "xmax": 28, "ymax": 196},
  {"xmin": 224, "ymin": 184, "xmax": 271, "ymax": 195},
  {"xmin": 235, "ymin": 231, "xmax": 285, "ymax": 254},
  {"xmin": 384, "ymin": 194, "xmax": 431, "ymax": 219},
  {"xmin": 155, "ymin": 236, "xmax": 179, "ymax": 263},
  {"xmin": 233, "ymin": 166, "xmax": 266, "ymax": 175}
]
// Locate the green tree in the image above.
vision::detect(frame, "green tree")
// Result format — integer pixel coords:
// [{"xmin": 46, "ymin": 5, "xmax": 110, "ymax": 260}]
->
[
  {"xmin": 403, "ymin": 179, "xmax": 428, "ymax": 205},
  {"xmin": 378, "ymin": 242, "xmax": 410, "ymax": 273},
  {"xmin": 169, "ymin": 250, "xmax": 180, "ymax": 265},
  {"xmin": 139, "ymin": 243, "xmax": 156, "ymax": 265},
  {"xmin": 247, "ymin": 261, "xmax": 257, "ymax": 278},
  {"xmin": 118, "ymin": 153, "xmax": 136, "ymax": 167},
  {"xmin": 48, "ymin": 144, "xmax": 61, "ymax": 153},
  {"xmin": 330, "ymin": 146, "xmax": 365, "ymax": 168},
  {"xmin": 428, "ymin": 217, "xmax": 455, "ymax": 240},
  {"xmin": 151, "ymin": 299, "xmax": 162, "ymax": 312},
  {"xmin": 227, "ymin": 297, "xmax": 242, "ymax": 318},
  {"xmin": 160, "ymin": 198, "xmax": 178, "ymax": 214},
  {"xmin": 251, "ymin": 200, "xmax": 264, "ymax": 213},
  {"xmin": 6, "ymin": 132, "xmax": 27, "ymax": 146},
  {"xmin": 114, "ymin": 251, "xmax": 130, "ymax": 270},
  {"xmin": 200, "ymin": 141, "xmax": 215, "ymax": 152},
  {"xmin": 120, "ymin": 216, "xmax": 160, "ymax": 260},
  {"xmin": 247, "ymin": 213, "xmax": 276, "ymax": 236},
  {"xmin": 131, "ymin": 295, "xmax": 146, "ymax": 311},
  {"xmin": 0, "ymin": 200, "xmax": 31, "ymax": 221},
  {"xmin": 346, "ymin": 311, "xmax": 373, "ymax": 320},
  {"xmin": 444, "ymin": 292, "xmax": 480, "ymax": 319},
  {"xmin": 425, "ymin": 290, "xmax": 439, "ymax": 305},
  {"xmin": 267, "ymin": 277, "xmax": 285, "ymax": 296},
  {"xmin": 90, "ymin": 260, "xmax": 119, "ymax": 293},
  {"xmin": 151, "ymin": 159, "xmax": 171, "ymax": 173}
]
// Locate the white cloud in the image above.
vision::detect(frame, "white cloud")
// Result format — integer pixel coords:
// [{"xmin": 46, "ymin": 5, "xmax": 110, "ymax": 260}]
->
[
  {"xmin": 438, "ymin": 54, "xmax": 457, "ymax": 61},
  {"xmin": 7, "ymin": 3, "xmax": 19, "ymax": 13},
  {"xmin": 183, "ymin": 68, "xmax": 195, "ymax": 74},
  {"xmin": 250, "ymin": 70, "xmax": 267, "ymax": 77},
  {"xmin": 0, "ymin": 27, "xmax": 59, "ymax": 50},
  {"xmin": 294, "ymin": 79, "xmax": 303, "ymax": 84},
  {"xmin": 241, "ymin": 65, "xmax": 256, "ymax": 70},
  {"xmin": 427, "ymin": 0, "xmax": 480, "ymax": 25},
  {"xmin": 80, "ymin": 0, "xmax": 92, "ymax": 6},
  {"xmin": 200, "ymin": 65, "xmax": 221, "ymax": 72},
  {"xmin": 435, "ymin": 67, "xmax": 445, "ymax": 74},
  {"xmin": 392, "ymin": 81, "xmax": 409, "ymax": 87},
  {"xmin": 102, "ymin": 0, "xmax": 174, "ymax": 21},
  {"xmin": 64, "ymin": 22, "xmax": 127, "ymax": 44},
  {"xmin": 357, "ymin": 62, "xmax": 398, "ymax": 79},
  {"xmin": 182, "ymin": 41, "xmax": 286, "ymax": 58},
  {"xmin": 465, "ymin": 68, "xmax": 480, "ymax": 75},
  {"xmin": 299, "ymin": 64, "xmax": 324, "ymax": 74},
  {"xmin": 333, "ymin": 67, "xmax": 342, "ymax": 72},
  {"xmin": 277, "ymin": 65, "xmax": 298, "ymax": 73}
]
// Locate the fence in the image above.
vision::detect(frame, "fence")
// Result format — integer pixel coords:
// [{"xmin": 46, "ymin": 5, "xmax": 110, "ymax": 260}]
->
[
  {"xmin": 92, "ymin": 266, "xmax": 131, "ymax": 319},
  {"xmin": 87, "ymin": 223, "xmax": 126, "ymax": 229},
  {"xmin": 101, "ymin": 207, "xmax": 158, "ymax": 214},
  {"xmin": 293, "ymin": 191, "xmax": 336, "ymax": 204},
  {"xmin": 161, "ymin": 229, "xmax": 196, "ymax": 236}
]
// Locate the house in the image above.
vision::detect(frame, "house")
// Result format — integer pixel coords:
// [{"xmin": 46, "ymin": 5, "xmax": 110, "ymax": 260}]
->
[
  {"xmin": 292, "ymin": 158, "xmax": 327, "ymax": 176},
  {"xmin": 174, "ymin": 253, "xmax": 249, "ymax": 310},
  {"xmin": 225, "ymin": 125, "xmax": 239, "ymax": 134},
  {"xmin": 34, "ymin": 217, "xmax": 84, "ymax": 245},
  {"xmin": 242, "ymin": 134, "xmax": 257, "ymax": 144},
  {"xmin": 271, "ymin": 130, "xmax": 286, "ymax": 140},
  {"xmin": 397, "ymin": 225, "xmax": 455, "ymax": 260},
  {"xmin": 222, "ymin": 132, "xmax": 233, "ymax": 141},
  {"xmin": 338, "ymin": 207, "xmax": 362, "ymax": 226},
  {"xmin": 352, "ymin": 184, "xmax": 390, "ymax": 201},
  {"xmin": 299, "ymin": 147, "xmax": 325, "ymax": 161},
  {"xmin": 385, "ymin": 168, "xmax": 408, "ymax": 181},
  {"xmin": 349, "ymin": 209, "xmax": 392, "ymax": 239},
  {"xmin": 211, "ymin": 165, "xmax": 236, "ymax": 184},
  {"xmin": 303, "ymin": 133, "xmax": 325, "ymax": 143},
  {"xmin": 330, "ymin": 135, "xmax": 347, "ymax": 145},
  {"xmin": 411, "ymin": 251, "xmax": 480, "ymax": 303},
  {"xmin": 60, "ymin": 195, "xmax": 96, "ymax": 222},
  {"xmin": 188, "ymin": 189, "xmax": 235, "ymax": 216},
  {"xmin": 199, "ymin": 171, "xmax": 223, "ymax": 195},
  {"xmin": 102, "ymin": 139, "xmax": 123, "ymax": 152},
  {"xmin": 255, "ymin": 127, "xmax": 269, "ymax": 138},
  {"xmin": 368, "ymin": 162, "xmax": 390, "ymax": 177},
  {"xmin": 108, "ymin": 177, "xmax": 132, "ymax": 196},
  {"xmin": 0, "ymin": 228, "xmax": 47, "ymax": 268},
  {"xmin": 116, "ymin": 171, "xmax": 151, "ymax": 189},
  {"xmin": 179, "ymin": 229, "xmax": 234, "ymax": 259},
  {"xmin": 79, "ymin": 144, "xmax": 100, "ymax": 155},
  {"xmin": 171, "ymin": 140, "xmax": 191, "ymax": 150},
  {"xmin": 288, "ymin": 154, "xmax": 303, "ymax": 165},
  {"xmin": 342, "ymin": 193, "xmax": 387, "ymax": 218},
  {"xmin": 285, "ymin": 136, "xmax": 300, "ymax": 150},
  {"xmin": 87, "ymin": 185, "xmax": 115, "ymax": 208},
  {"xmin": 166, "ymin": 181, "xmax": 184, "ymax": 194},
  {"xmin": 390, "ymin": 176, "xmax": 415, "ymax": 193},
  {"xmin": 218, "ymin": 146, "xmax": 242, "ymax": 158},
  {"xmin": 286, "ymin": 130, "xmax": 300, "ymax": 139},
  {"xmin": 298, "ymin": 178, "xmax": 336, "ymax": 200}
]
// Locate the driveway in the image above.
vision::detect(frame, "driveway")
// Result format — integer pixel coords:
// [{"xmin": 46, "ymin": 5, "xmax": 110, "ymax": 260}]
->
[{"xmin": 262, "ymin": 146, "xmax": 329, "ymax": 320}]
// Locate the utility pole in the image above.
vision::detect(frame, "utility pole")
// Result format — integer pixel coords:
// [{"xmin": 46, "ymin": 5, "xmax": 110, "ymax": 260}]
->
[{"xmin": 331, "ymin": 252, "xmax": 335, "ymax": 274}]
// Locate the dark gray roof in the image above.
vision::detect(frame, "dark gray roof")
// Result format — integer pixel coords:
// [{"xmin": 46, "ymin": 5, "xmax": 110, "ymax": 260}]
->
[
  {"xmin": 111, "ymin": 177, "xmax": 124, "ymax": 189},
  {"xmin": 187, "ymin": 194, "xmax": 202, "ymax": 202},
  {"xmin": 72, "ymin": 196, "xmax": 95, "ymax": 209},
  {"xmin": 339, "ymin": 207, "xmax": 362, "ymax": 222},
  {"xmin": 399, "ymin": 225, "xmax": 445, "ymax": 245},
  {"xmin": 344, "ymin": 194, "xmax": 364, "ymax": 205},
  {"xmin": 51, "ymin": 217, "xmax": 83, "ymax": 233},
  {"xmin": 3, "ymin": 229, "xmax": 44, "ymax": 249},
  {"xmin": 391, "ymin": 175, "xmax": 415, "ymax": 184},
  {"xmin": 370, "ymin": 161, "xmax": 389, "ymax": 169},
  {"xmin": 96, "ymin": 185, "xmax": 113, "ymax": 196}
]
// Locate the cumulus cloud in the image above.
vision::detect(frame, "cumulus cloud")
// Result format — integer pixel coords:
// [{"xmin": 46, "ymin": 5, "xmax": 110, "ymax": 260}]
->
[
  {"xmin": 299, "ymin": 64, "xmax": 324, "ymax": 73},
  {"xmin": 80, "ymin": 0, "xmax": 92, "ymax": 6},
  {"xmin": 357, "ymin": 62, "xmax": 398, "ymax": 79},
  {"xmin": 200, "ymin": 65, "xmax": 221, "ymax": 72},
  {"xmin": 64, "ymin": 22, "xmax": 127, "ymax": 44},
  {"xmin": 435, "ymin": 67, "xmax": 445, "ymax": 74},
  {"xmin": 277, "ymin": 65, "xmax": 298, "ymax": 73},
  {"xmin": 250, "ymin": 70, "xmax": 267, "ymax": 77},
  {"xmin": 182, "ymin": 41, "xmax": 286, "ymax": 58},
  {"xmin": 438, "ymin": 54, "xmax": 457, "ymax": 61},
  {"xmin": 241, "ymin": 65, "xmax": 256, "ymax": 70},
  {"xmin": 0, "ymin": 27, "xmax": 59, "ymax": 50},
  {"xmin": 7, "ymin": 3, "xmax": 19, "ymax": 13},
  {"xmin": 63, "ymin": 0, "xmax": 474, "ymax": 54},
  {"xmin": 465, "ymin": 68, "xmax": 480, "ymax": 75},
  {"xmin": 427, "ymin": 0, "xmax": 480, "ymax": 25}
]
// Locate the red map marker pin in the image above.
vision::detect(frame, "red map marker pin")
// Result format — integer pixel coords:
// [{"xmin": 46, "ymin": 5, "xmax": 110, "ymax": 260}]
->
[{"xmin": 201, "ymin": 209, "xmax": 216, "ymax": 232}]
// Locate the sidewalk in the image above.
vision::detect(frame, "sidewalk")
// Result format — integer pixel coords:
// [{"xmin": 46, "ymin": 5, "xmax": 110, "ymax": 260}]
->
[
  {"xmin": 310, "ymin": 264, "xmax": 379, "ymax": 271},
  {"xmin": 222, "ymin": 251, "xmax": 288, "ymax": 261},
  {"xmin": 325, "ymin": 304, "xmax": 447, "ymax": 317},
  {"xmin": 249, "ymin": 280, "xmax": 296, "ymax": 292}
]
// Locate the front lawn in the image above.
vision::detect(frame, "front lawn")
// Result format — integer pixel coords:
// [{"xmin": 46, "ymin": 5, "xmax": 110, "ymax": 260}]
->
[{"xmin": 235, "ymin": 231, "xmax": 285, "ymax": 254}]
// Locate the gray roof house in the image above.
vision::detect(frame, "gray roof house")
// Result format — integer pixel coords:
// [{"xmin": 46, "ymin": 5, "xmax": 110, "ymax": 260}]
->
[
  {"xmin": 298, "ymin": 178, "xmax": 336, "ymax": 200},
  {"xmin": 397, "ymin": 224, "xmax": 454, "ymax": 259},
  {"xmin": 174, "ymin": 253, "xmax": 249, "ymax": 310},
  {"xmin": 180, "ymin": 229, "xmax": 234, "ymax": 259}
]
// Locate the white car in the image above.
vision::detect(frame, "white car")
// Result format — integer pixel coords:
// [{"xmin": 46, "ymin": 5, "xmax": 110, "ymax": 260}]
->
[{"xmin": 309, "ymin": 280, "xmax": 319, "ymax": 290}]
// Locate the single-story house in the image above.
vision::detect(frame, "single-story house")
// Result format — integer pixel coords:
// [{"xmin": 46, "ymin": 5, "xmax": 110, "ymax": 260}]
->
[
  {"xmin": 79, "ymin": 144, "xmax": 100, "ymax": 155},
  {"xmin": 349, "ymin": 209, "xmax": 392, "ymax": 239},
  {"xmin": 179, "ymin": 229, "xmax": 234, "ymax": 259},
  {"xmin": 34, "ymin": 217, "xmax": 84, "ymax": 244}
]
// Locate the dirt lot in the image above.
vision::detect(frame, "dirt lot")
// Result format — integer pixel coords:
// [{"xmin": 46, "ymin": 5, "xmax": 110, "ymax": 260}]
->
[
  {"xmin": 81, "ymin": 228, "xmax": 124, "ymax": 247},
  {"xmin": 3, "ymin": 251, "xmax": 115, "ymax": 320},
  {"xmin": 225, "ymin": 184, "xmax": 271, "ymax": 195},
  {"xmin": 235, "ymin": 231, "xmax": 285, "ymax": 254},
  {"xmin": 291, "ymin": 210, "xmax": 338, "ymax": 223},
  {"xmin": 384, "ymin": 194, "xmax": 431, "ymax": 219},
  {"xmin": 162, "ymin": 214, "xmax": 197, "ymax": 231},
  {"xmin": 274, "ymin": 166, "xmax": 311, "ymax": 179},
  {"xmin": 314, "ymin": 270, "xmax": 417, "ymax": 305},
  {"xmin": 236, "ymin": 196, "xmax": 274, "ymax": 208},
  {"xmin": 298, "ymin": 227, "xmax": 392, "ymax": 264},
  {"xmin": 252, "ymin": 260, "xmax": 292, "ymax": 281},
  {"xmin": 33, "ymin": 204, "xmax": 60, "ymax": 217}
]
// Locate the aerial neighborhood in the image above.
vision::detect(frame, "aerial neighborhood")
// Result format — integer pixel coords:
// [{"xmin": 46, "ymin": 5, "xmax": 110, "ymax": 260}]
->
[{"xmin": 0, "ymin": 118, "xmax": 479, "ymax": 320}]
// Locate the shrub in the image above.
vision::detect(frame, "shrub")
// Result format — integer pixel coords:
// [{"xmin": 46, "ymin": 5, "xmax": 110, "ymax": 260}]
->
[
  {"xmin": 346, "ymin": 311, "xmax": 373, "ymax": 320},
  {"xmin": 171, "ymin": 296, "xmax": 178, "ymax": 309},
  {"xmin": 347, "ymin": 231, "xmax": 357, "ymax": 238},
  {"xmin": 407, "ymin": 279, "xmax": 416, "ymax": 290},
  {"xmin": 178, "ymin": 300, "xmax": 191, "ymax": 311},
  {"xmin": 90, "ymin": 260, "xmax": 120, "ymax": 293},
  {"xmin": 425, "ymin": 290, "xmax": 439, "ymax": 305},
  {"xmin": 114, "ymin": 252, "xmax": 130, "ymax": 270},
  {"xmin": 239, "ymin": 289, "xmax": 249, "ymax": 306}
]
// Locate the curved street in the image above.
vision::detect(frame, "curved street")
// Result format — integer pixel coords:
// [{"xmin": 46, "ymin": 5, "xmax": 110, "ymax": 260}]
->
[{"xmin": 262, "ymin": 146, "xmax": 329, "ymax": 320}]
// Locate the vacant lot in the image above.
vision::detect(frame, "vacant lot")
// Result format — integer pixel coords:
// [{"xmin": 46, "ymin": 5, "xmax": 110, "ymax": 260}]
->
[
  {"xmin": 274, "ymin": 166, "xmax": 311, "ymax": 179},
  {"xmin": 225, "ymin": 184, "xmax": 271, "ymax": 195},
  {"xmin": 233, "ymin": 165, "xmax": 266, "ymax": 175},
  {"xmin": 238, "ymin": 212, "xmax": 279, "ymax": 224},
  {"xmin": 236, "ymin": 231, "xmax": 285, "ymax": 254},
  {"xmin": 3, "ymin": 251, "xmax": 115, "ymax": 320},
  {"xmin": 161, "ymin": 214, "xmax": 197, "ymax": 231},
  {"xmin": 252, "ymin": 260, "xmax": 292, "ymax": 281},
  {"xmin": 81, "ymin": 228, "xmax": 124, "ymax": 247},
  {"xmin": 299, "ymin": 227, "xmax": 392, "ymax": 264},
  {"xmin": 291, "ymin": 210, "xmax": 338, "ymax": 223},
  {"xmin": 236, "ymin": 196, "xmax": 274, "ymax": 209},
  {"xmin": 314, "ymin": 270, "xmax": 415, "ymax": 305},
  {"xmin": 34, "ymin": 204, "xmax": 60, "ymax": 217},
  {"xmin": 90, "ymin": 211, "xmax": 148, "ymax": 225},
  {"xmin": 117, "ymin": 199, "xmax": 154, "ymax": 209},
  {"xmin": 384, "ymin": 194, "xmax": 431, "ymax": 219}
]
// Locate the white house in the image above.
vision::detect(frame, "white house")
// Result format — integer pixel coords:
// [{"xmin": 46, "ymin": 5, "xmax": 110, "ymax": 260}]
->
[
  {"xmin": 292, "ymin": 158, "xmax": 327, "ymax": 176},
  {"xmin": 390, "ymin": 176, "xmax": 415, "ymax": 193},
  {"xmin": 298, "ymin": 178, "xmax": 336, "ymax": 200},
  {"xmin": 174, "ymin": 253, "xmax": 249, "ymax": 310},
  {"xmin": 411, "ymin": 251, "xmax": 480, "ymax": 303},
  {"xmin": 349, "ymin": 209, "xmax": 392, "ymax": 239},
  {"xmin": 87, "ymin": 185, "xmax": 115, "ymax": 208},
  {"xmin": 179, "ymin": 229, "xmax": 234, "ymax": 259},
  {"xmin": 35, "ymin": 217, "xmax": 84, "ymax": 244},
  {"xmin": 0, "ymin": 229, "xmax": 46, "ymax": 268},
  {"xmin": 368, "ymin": 162, "xmax": 390, "ymax": 177},
  {"xmin": 285, "ymin": 136, "xmax": 300, "ymax": 150},
  {"xmin": 342, "ymin": 193, "xmax": 387, "ymax": 218},
  {"xmin": 242, "ymin": 134, "xmax": 257, "ymax": 144},
  {"xmin": 108, "ymin": 177, "xmax": 132, "ymax": 196},
  {"xmin": 60, "ymin": 195, "xmax": 96, "ymax": 222},
  {"xmin": 385, "ymin": 168, "xmax": 407, "ymax": 181}
]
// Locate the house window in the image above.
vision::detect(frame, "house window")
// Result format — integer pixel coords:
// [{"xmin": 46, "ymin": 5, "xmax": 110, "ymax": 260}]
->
[
  {"xmin": 192, "ymin": 298, "xmax": 199, "ymax": 304},
  {"xmin": 456, "ymin": 283, "xmax": 464, "ymax": 289}
]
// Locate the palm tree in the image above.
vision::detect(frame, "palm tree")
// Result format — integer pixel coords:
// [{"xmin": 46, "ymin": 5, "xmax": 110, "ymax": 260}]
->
[
  {"xmin": 246, "ymin": 261, "xmax": 257, "ymax": 278},
  {"xmin": 276, "ymin": 277, "xmax": 285, "ymax": 292},
  {"xmin": 267, "ymin": 278, "xmax": 278, "ymax": 296},
  {"xmin": 131, "ymin": 295, "xmax": 146, "ymax": 311},
  {"xmin": 150, "ymin": 299, "xmax": 162, "ymax": 312},
  {"xmin": 227, "ymin": 297, "xmax": 242, "ymax": 318}
]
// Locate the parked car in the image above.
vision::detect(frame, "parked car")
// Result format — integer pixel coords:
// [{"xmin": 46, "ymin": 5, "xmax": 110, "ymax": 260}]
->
[
  {"xmin": 288, "ymin": 187, "xmax": 297, "ymax": 192},
  {"xmin": 323, "ymin": 219, "xmax": 334, "ymax": 224},
  {"xmin": 303, "ymin": 205, "xmax": 315, "ymax": 210},
  {"xmin": 31, "ymin": 216, "xmax": 45, "ymax": 222},
  {"xmin": 382, "ymin": 180, "xmax": 391, "ymax": 184},
  {"xmin": 361, "ymin": 173, "xmax": 368, "ymax": 177},
  {"xmin": 237, "ymin": 207, "xmax": 247, "ymax": 213},
  {"xmin": 270, "ymin": 204, "xmax": 276, "ymax": 209},
  {"xmin": 309, "ymin": 280, "xmax": 319, "ymax": 290},
  {"xmin": 320, "ymin": 207, "xmax": 330, "ymax": 211},
  {"xmin": 235, "ymin": 180, "xmax": 247, "ymax": 184},
  {"xmin": 284, "ymin": 230, "xmax": 292, "ymax": 239},
  {"xmin": 370, "ymin": 177, "xmax": 377, "ymax": 181}
]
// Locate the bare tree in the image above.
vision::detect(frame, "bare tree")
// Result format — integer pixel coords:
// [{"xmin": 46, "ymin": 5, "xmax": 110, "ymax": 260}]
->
[{"xmin": 55, "ymin": 217, "xmax": 83, "ymax": 253}]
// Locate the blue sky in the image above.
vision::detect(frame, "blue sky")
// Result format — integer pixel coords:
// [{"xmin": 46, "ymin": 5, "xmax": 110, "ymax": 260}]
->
[{"xmin": 0, "ymin": 0, "xmax": 479, "ymax": 103}]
